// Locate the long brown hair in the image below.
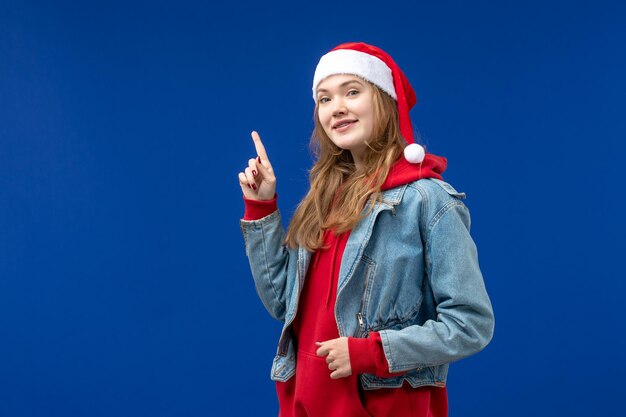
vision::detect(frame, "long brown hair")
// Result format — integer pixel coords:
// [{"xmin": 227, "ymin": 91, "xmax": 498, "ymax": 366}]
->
[{"xmin": 285, "ymin": 80, "xmax": 406, "ymax": 251}]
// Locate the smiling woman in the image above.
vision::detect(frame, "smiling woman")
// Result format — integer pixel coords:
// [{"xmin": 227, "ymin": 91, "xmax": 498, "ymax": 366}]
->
[
  {"xmin": 238, "ymin": 42, "xmax": 494, "ymax": 417},
  {"xmin": 316, "ymin": 76, "xmax": 376, "ymax": 167}
]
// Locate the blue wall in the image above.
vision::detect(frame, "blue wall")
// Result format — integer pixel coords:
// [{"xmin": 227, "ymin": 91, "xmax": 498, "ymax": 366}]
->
[{"xmin": 1, "ymin": 0, "xmax": 624, "ymax": 415}]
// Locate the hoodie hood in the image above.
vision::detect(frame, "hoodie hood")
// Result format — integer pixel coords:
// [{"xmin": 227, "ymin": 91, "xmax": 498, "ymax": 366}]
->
[{"xmin": 381, "ymin": 153, "xmax": 447, "ymax": 191}]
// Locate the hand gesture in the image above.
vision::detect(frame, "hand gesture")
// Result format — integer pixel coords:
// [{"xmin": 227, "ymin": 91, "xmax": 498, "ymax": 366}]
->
[
  {"xmin": 316, "ymin": 337, "xmax": 352, "ymax": 379},
  {"xmin": 238, "ymin": 131, "xmax": 276, "ymax": 201}
]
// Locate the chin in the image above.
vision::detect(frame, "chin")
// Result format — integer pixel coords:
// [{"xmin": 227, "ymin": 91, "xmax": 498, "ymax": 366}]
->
[{"xmin": 330, "ymin": 135, "xmax": 362, "ymax": 148}]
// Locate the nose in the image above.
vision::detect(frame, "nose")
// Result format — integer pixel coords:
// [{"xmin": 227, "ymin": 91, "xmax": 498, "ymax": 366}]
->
[{"xmin": 332, "ymin": 97, "xmax": 347, "ymax": 116}]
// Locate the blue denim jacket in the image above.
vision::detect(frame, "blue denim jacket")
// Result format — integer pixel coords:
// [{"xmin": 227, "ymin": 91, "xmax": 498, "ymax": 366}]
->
[{"xmin": 240, "ymin": 178, "xmax": 494, "ymax": 390}]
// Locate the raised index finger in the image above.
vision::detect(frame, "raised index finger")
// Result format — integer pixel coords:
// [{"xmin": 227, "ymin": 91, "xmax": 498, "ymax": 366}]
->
[{"xmin": 251, "ymin": 131, "xmax": 269, "ymax": 162}]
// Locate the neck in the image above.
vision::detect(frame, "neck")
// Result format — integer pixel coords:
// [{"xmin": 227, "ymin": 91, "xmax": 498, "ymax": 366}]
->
[{"xmin": 350, "ymin": 150, "xmax": 365, "ymax": 170}]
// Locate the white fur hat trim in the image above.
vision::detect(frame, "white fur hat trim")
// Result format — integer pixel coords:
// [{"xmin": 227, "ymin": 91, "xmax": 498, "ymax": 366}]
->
[{"xmin": 312, "ymin": 49, "xmax": 397, "ymax": 101}]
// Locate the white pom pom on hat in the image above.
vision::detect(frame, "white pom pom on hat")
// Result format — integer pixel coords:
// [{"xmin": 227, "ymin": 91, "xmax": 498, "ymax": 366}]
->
[
  {"xmin": 403, "ymin": 143, "xmax": 425, "ymax": 164},
  {"xmin": 313, "ymin": 42, "xmax": 425, "ymax": 164}
]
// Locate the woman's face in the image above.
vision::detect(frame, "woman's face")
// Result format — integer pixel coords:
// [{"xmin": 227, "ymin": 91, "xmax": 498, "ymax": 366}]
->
[{"xmin": 316, "ymin": 74, "xmax": 375, "ymax": 164}]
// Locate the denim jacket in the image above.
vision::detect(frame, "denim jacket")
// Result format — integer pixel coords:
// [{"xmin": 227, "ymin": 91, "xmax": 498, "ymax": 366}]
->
[{"xmin": 240, "ymin": 178, "xmax": 494, "ymax": 390}]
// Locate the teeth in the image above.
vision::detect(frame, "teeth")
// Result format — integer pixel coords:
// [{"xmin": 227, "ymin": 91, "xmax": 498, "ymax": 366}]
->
[{"xmin": 336, "ymin": 122, "xmax": 351, "ymax": 128}]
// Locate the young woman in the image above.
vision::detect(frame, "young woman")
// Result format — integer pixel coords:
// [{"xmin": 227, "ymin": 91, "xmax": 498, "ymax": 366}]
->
[{"xmin": 238, "ymin": 42, "xmax": 494, "ymax": 417}]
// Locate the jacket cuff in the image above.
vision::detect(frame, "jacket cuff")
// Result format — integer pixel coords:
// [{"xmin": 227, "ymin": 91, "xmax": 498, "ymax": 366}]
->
[{"xmin": 242, "ymin": 194, "xmax": 278, "ymax": 220}]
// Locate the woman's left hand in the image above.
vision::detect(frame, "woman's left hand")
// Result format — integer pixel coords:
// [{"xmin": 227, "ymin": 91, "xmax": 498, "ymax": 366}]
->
[{"xmin": 316, "ymin": 337, "xmax": 352, "ymax": 379}]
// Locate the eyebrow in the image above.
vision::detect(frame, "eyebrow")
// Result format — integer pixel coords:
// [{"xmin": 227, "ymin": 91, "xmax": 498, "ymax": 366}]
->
[{"xmin": 317, "ymin": 79, "xmax": 364, "ymax": 94}]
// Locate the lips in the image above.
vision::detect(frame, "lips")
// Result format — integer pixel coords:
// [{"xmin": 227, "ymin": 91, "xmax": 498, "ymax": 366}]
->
[{"xmin": 332, "ymin": 119, "xmax": 357, "ymax": 129}]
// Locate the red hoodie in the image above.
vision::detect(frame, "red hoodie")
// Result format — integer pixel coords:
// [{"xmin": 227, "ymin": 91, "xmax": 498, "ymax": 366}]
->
[{"xmin": 244, "ymin": 154, "xmax": 448, "ymax": 417}]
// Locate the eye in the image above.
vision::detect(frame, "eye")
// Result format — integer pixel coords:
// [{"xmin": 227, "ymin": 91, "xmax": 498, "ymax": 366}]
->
[
  {"xmin": 319, "ymin": 97, "xmax": 330, "ymax": 104},
  {"xmin": 347, "ymin": 89, "xmax": 360, "ymax": 96}
]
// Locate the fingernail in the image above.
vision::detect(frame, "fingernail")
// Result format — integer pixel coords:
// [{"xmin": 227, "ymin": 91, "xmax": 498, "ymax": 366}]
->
[
  {"xmin": 252, "ymin": 184, "xmax": 257, "ymax": 190},
  {"xmin": 257, "ymin": 156, "xmax": 261, "ymax": 163},
  {"xmin": 252, "ymin": 170, "xmax": 257, "ymax": 176},
  {"xmin": 247, "ymin": 184, "xmax": 252, "ymax": 189}
]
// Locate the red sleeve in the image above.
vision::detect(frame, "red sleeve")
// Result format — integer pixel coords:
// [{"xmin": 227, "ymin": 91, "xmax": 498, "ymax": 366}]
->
[
  {"xmin": 348, "ymin": 332, "xmax": 407, "ymax": 378},
  {"xmin": 242, "ymin": 194, "xmax": 278, "ymax": 220}
]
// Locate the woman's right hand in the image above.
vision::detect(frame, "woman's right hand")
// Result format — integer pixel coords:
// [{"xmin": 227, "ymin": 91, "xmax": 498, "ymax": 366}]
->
[{"xmin": 238, "ymin": 131, "xmax": 276, "ymax": 201}]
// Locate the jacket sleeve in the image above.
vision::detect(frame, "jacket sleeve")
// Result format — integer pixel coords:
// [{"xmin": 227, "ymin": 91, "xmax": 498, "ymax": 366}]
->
[
  {"xmin": 379, "ymin": 201, "xmax": 495, "ymax": 372},
  {"xmin": 240, "ymin": 203, "xmax": 293, "ymax": 323}
]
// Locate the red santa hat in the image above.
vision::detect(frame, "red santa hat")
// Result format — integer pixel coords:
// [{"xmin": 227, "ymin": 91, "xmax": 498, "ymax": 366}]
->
[{"xmin": 312, "ymin": 42, "xmax": 425, "ymax": 164}]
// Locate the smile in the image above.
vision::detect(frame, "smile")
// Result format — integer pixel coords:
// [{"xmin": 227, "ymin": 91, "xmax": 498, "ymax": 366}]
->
[{"xmin": 333, "ymin": 120, "xmax": 357, "ymax": 132}]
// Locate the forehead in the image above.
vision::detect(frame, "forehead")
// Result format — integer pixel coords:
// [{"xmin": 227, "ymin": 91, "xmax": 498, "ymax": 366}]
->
[{"xmin": 316, "ymin": 74, "xmax": 368, "ymax": 92}]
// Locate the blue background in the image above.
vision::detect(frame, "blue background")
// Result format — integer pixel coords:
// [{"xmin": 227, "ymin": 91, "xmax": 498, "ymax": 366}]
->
[{"xmin": 2, "ymin": 0, "xmax": 624, "ymax": 415}]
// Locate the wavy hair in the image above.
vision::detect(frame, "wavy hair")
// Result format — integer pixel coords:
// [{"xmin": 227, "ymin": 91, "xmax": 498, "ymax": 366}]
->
[{"xmin": 285, "ymin": 80, "xmax": 407, "ymax": 251}]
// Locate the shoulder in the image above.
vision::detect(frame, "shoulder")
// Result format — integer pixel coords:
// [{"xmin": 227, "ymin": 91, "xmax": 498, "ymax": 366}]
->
[
  {"xmin": 380, "ymin": 178, "xmax": 466, "ymax": 206},
  {"xmin": 405, "ymin": 178, "xmax": 466, "ymax": 203},
  {"xmin": 397, "ymin": 179, "xmax": 469, "ymax": 228},
  {"xmin": 379, "ymin": 178, "xmax": 469, "ymax": 221}
]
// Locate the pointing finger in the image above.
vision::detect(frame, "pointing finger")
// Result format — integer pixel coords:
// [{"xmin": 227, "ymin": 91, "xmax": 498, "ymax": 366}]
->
[{"xmin": 251, "ymin": 131, "xmax": 272, "ymax": 168}]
